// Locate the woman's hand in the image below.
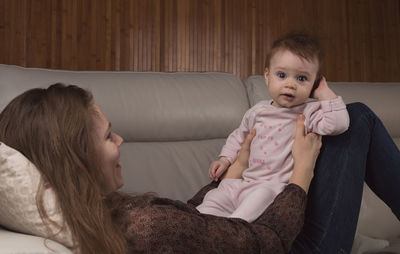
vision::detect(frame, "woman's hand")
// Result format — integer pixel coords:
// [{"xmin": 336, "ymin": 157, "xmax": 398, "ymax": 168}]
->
[
  {"xmin": 221, "ymin": 129, "xmax": 256, "ymax": 180},
  {"xmin": 289, "ymin": 114, "xmax": 322, "ymax": 193}
]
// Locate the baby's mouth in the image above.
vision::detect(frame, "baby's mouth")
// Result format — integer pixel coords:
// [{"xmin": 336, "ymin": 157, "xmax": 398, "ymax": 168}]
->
[{"xmin": 282, "ymin": 93, "xmax": 295, "ymax": 100}]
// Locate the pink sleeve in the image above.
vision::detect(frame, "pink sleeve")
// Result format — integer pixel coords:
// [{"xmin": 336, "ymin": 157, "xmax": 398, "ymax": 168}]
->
[
  {"xmin": 219, "ymin": 107, "xmax": 256, "ymax": 164},
  {"xmin": 304, "ymin": 96, "xmax": 350, "ymax": 135}
]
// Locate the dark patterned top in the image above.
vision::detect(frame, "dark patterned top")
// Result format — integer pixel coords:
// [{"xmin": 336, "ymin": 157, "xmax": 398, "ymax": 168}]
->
[{"xmin": 113, "ymin": 183, "xmax": 307, "ymax": 254}]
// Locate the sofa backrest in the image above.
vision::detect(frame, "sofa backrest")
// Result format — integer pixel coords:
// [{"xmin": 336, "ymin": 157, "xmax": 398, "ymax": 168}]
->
[
  {"xmin": 0, "ymin": 64, "xmax": 249, "ymax": 201},
  {"xmin": 243, "ymin": 75, "xmax": 400, "ymax": 148}
]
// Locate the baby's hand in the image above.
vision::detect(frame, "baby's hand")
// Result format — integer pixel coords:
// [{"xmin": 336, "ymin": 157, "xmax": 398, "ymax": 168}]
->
[
  {"xmin": 312, "ymin": 77, "xmax": 337, "ymax": 101},
  {"xmin": 208, "ymin": 157, "xmax": 231, "ymax": 181}
]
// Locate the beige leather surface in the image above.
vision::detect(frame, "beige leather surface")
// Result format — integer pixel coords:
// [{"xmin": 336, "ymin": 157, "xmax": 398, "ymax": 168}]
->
[
  {"xmin": 0, "ymin": 65, "xmax": 249, "ymax": 141},
  {"xmin": 0, "ymin": 227, "xmax": 72, "ymax": 254},
  {"xmin": 120, "ymin": 139, "xmax": 225, "ymax": 201}
]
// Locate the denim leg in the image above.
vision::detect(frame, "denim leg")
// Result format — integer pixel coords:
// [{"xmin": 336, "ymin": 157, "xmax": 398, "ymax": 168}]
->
[
  {"xmin": 363, "ymin": 108, "xmax": 400, "ymax": 220},
  {"xmin": 290, "ymin": 102, "xmax": 400, "ymax": 254}
]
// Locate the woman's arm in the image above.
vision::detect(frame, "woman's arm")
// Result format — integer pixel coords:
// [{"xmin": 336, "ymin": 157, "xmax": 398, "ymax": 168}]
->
[{"xmin": 289, "ymin": 114, "xmax": 322, "ymax": 193}]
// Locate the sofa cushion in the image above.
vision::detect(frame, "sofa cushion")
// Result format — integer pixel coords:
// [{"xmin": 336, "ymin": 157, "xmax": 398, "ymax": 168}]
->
[
  {"xmin": 0, "ymin": 142, "xmax": 73, "ymax": 248},
  {"xmin": 0, "ymin": 227, "xmax": 72, "ymax": 254},
  {"xmin": 0, "ymin": 65, "xmax": 249, "ymax": 142}
]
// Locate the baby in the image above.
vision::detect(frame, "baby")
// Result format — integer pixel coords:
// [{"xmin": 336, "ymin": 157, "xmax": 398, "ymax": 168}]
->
[{"xmin": 197, "ymin": 32, "xmax": 350, "ymax": 222}]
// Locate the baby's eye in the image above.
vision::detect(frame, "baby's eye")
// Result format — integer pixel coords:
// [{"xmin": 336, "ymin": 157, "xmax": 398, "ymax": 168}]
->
[
  {"xmin": 277, "ymin": 72, "xmax": 286, "ymax": 79},
  {"xmin": 297, "ymin": 75, "xmax": 307, "ymax": 82}
]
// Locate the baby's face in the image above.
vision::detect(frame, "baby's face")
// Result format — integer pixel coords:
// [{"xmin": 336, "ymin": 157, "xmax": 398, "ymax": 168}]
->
[{"xmin": 264, "ymin": 49, "xmax": 319, "ymax": 108}]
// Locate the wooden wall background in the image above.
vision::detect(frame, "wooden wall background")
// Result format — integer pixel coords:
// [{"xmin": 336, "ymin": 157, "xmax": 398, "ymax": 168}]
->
[{"xmin": 0, "ymin": 0, "xmax": 399, "ymax": 81}]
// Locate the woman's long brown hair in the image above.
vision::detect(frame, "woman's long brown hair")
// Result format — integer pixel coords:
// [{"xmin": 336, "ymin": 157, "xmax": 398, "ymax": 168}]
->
[{"xmin": 0, "ymin": 83, "xmax": 127, "ymax": 253}]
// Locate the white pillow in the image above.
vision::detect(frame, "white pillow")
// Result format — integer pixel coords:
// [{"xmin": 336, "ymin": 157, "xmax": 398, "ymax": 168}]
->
[{"xmin": 0, "ymin": 142, "xmax": 73, "ymax": 248}]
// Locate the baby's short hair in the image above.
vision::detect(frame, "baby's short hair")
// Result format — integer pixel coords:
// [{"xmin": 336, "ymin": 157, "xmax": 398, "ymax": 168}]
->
[{"xmin": 265, "ymin": 32, "xmax": 323, "ymax": 76}]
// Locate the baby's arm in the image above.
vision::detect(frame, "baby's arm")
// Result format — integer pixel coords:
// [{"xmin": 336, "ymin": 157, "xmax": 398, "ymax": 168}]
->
[
  {"xmin": 209, "ymin": 107, "xmax": 256, "ymax": 181},
  {"xmin": 312, "ymin": 77, "xmax": 337, "ymax": 101},
  {"xmin": 307, "ymin": 77, "xmax": 350, "ymax": 135},
  {"xmin": 208, "ymin": 156, "xmax": 231, "ymax": 181}
]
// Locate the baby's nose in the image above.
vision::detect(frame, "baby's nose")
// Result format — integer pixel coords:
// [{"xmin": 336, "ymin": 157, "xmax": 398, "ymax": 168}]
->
[{"xmin": 285, "ymin": 81, "xmax": 296, "ymax": 89}]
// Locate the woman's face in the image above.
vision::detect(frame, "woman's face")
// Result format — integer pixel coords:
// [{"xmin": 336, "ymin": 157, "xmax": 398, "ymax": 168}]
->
[{"xmin": 92, "ymin": 104, "xmax": 124, "ymax": 194}]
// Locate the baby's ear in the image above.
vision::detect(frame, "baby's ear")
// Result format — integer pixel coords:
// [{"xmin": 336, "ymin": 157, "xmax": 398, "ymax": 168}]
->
[{"xmin": 264, "ymin": 68, "xmax": 269, "ymax": 85}]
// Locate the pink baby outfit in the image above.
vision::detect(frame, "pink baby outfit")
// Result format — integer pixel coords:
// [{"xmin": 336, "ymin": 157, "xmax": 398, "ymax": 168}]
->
[{"xmin": 197, "ymin": 97, "xmax": 349, "ymax": 222}]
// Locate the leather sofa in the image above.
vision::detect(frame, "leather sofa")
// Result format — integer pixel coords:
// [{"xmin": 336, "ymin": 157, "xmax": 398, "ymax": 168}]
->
[{"xmin": 0, "ymin": 64, "xmax": 399, "ymax": 254}]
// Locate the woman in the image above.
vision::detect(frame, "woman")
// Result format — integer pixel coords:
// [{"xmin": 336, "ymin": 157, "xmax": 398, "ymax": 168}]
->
[{"xmin": 0, "ymin": 83, "xmax": 398, "ymax": 253}]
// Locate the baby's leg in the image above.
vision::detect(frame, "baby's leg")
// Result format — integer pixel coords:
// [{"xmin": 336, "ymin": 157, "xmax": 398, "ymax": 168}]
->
[
  {"xmin": 196, "ymin": 178, "xmax": 240, "ymax": 217},
  {"xmin": 230, "ymin": 184, "xmax": 280, "ymax": 222}
]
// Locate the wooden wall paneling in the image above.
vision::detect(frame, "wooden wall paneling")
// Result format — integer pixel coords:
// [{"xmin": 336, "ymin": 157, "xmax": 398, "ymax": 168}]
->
[
  {"xmin": 0, "ymin": 0, "xmax": 9, "ymax": 64},
  {"xmin": 50, "ymin": 0, "xmax": 61, "ymax": 69},
  {"xmin": 160, "ymin": 0, "xmax": 166, "ymax": 71},
  {"xmin": 207, "ymin": 0, "xmax": 213, "ymax": 72},
  {"xmin": 368, "ymin": 0, "xmax": 385, "ymax": 82},
  {"xmin": 110, "ymin": 0, "xmax": 120, "ymax": 70},
  {"xmin": 199, "ymin": 0, "xmax": 204, "ymax": 71},
  {"xmin": 380, "ymin": 0, "xmax": 400, "ymax": 81},
  {"xmin": 314, "ymin": 0, "xmax": 350, "ymax": 81},
  {"xmin": 166, "ymin": 0, "xmax": 172, "ymax": 72},
  {"xmin": 224, "ymin": 0, "xmax": 231, "ymax": 74},
  {"xmin": 250, "ymin": 0, "xmax": 256, "ymax": 75},
  {"xmin": 26, "ymin": 0, "xmax": 46, "ymax": 67},
  {"xmin": 260, "ymin": 0, "xmax": 270, "ymax": 74},
  {"xmin": 9, "ymin": 0, "xmax": 27, "ymax": 66},
  {"xmin": 1, "ymin": 0, "xmax": 399, "ymax": 81},
  {"xmin": 263, "ymin": 0, "xmax": 278, "ymax": 72},
  {"xmin": 188, "ymin": 0, "xmax": 194, "ymax": 71},
  {"xmin": 97, "ymin": 0, "xmax": 107, "ymax": 70},
  {"xmin": 142, "ymin": 0, "xmax": 147, "ymax": 71},
  {"xmin": 242, "ymin": 0, "xmax": 250, "ymax": 78},
  {"xmin": 80, "ymin": 0, "xmax": 95, "ymax": 70},
  {"xmin": 61, "ymin": 0, "xmax": 69, "ymax": 69},
  {"xmin": 213, "ymin": 0, "xmax": 222, "ymax": 72},
  {"xmin": 164, "ymin": 0, "xmax": 170, "ymax": 72},
  {"xmin": 172, "ymin": 0, "xmax": 178, "ymax": 72},
  {"xmin": 0, "ymin": 0, "xmax": 4, "ymax": 63},
  {"xmin": 154, "ymin": 0, "xmax": 161, "ymax": 71},
  {"xmin": 177, "ymin": 0, "xmax": 185, "ymax": 71},
  {"xmin": 105, "ymin": 0, "xmax": 112, "ymax": 70},
  {"xmin": 119, "ymin": 0, "xmax": 128, "ymax": 70},
  {"xmin": 76, "ymin": 0, "xmax": 85, "ymax": 70},
  {"xmin": 193, "ymin": 0, "xmax": 198, "ymax": 72},
  {"xmin": 149, "ymin": 0, "xmax": 155, "ymax": 71},
  {"xmin": 130, "ymin": 0, "xmax": 136, "ymax": 70},
  {"xmin": 234, "ymin": 0, "xmax": 240, "ymax": 76},
  {"xmin": 135, "ymin": 0, "xmax": 142, "ymax": 71},
  {"xmin": 347, "ymin": 0, "xmax": 371, "ymax": 81},
  {"xmin": 201, "ymin": 0, "xmax": 207, "ymax": 72},
  {"xmin": 234, "ymin": 0, "xmax": 241, "ymax": 77},
  {"xmin": 205, "ymin": 0, "xmax": 210, "ymax": 72}
]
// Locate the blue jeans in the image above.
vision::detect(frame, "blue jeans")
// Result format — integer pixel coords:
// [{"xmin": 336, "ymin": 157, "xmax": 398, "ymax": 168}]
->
[{"xmin": 290, "ymin": 103, "xmax": 400, "ymax": 254}]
